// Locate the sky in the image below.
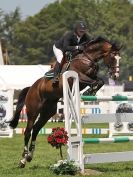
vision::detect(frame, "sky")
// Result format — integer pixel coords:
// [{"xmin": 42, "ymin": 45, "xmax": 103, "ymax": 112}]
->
[
  {"xmin": 0, "ymin": 0, "xmax": 56, "ymax": 19},
  {"xmin": 0, "ymin": 0, "xmax": 132, "ymax": 19}
]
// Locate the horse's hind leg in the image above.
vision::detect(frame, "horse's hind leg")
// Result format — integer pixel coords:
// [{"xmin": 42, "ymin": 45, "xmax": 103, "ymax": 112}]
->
[
  {"xmin": 26, "ymin": 99, "xmax": 58, "ymax": 162},
  {"xmin": 18, "ymin": 112, "xmax": 38, "ymax": 168}
]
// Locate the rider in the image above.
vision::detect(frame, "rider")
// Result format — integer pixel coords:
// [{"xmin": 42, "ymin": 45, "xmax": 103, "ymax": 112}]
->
[{"xmin": 52, "ymin": 20, "xmax": 91, "ymax": 85}]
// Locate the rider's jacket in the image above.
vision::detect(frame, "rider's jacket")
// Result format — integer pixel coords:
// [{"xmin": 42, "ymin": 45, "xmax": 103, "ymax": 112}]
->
[{"xmin": 55, "ymin": 31, "xmax": 91, "ymax": 53}]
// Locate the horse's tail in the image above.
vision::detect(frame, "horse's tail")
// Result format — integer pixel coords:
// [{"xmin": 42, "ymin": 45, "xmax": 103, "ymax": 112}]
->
[{"xmin": 9, "ymin": 87, "xmax": 30, "ymax": 129}]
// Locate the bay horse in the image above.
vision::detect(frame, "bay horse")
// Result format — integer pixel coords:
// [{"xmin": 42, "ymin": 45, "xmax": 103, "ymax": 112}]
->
[{"xmin": 9, "ymin": 37, "xmax": 121, "ymax": 168}]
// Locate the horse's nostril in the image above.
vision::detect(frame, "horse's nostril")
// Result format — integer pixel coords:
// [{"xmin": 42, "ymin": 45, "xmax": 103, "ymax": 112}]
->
[{"xmin": 113, "ymin": 75, "xmax": 117, "ymax": 80}]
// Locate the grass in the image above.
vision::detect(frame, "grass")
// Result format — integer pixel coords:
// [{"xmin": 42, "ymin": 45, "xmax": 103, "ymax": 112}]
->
[
  {"xmin": 0, "ymin": 135, "xmax": 66, "ymax": 177},
  {"xmin": 18, "ymin": 122, "xmax": 108, "ymax": 128},
  {"xmin": 1, "ymin": 122, "xmax": 133, "ymax": 177}
]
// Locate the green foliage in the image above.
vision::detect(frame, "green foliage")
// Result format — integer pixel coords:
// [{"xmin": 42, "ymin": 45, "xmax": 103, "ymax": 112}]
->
[{"xmin": 0, "ymin": 0, "xmax": 133, "ymax": 81}]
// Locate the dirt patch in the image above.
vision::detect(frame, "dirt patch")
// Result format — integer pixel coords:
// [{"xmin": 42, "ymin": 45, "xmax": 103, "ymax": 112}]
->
[{"xmin": 81, "ymin": 169, "xmax": 102, "ymax": 176}]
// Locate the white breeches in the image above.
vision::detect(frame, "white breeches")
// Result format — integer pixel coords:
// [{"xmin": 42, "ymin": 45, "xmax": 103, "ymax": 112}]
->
[{"xmin": 53, "ymin": 45, "xmax": 63, "ymax": 63}]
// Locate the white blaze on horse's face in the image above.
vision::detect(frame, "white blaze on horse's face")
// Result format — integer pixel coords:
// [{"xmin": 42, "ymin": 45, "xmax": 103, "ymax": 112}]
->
[{"xmin": 114, "ymin": 54, "xmax": 121, "ymax": 78}]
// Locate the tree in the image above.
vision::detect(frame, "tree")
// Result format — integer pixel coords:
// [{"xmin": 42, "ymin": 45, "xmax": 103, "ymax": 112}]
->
[
  {"xmin": 0, "ymin": 7, "xmax": 22, "ymax": 64},
  {"xmin": 1, "ymin": 0, "xmax": 132, "ymax": 81}
]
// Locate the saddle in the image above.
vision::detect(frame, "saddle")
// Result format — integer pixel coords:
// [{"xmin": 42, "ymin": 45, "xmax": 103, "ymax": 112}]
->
[{"xmin": 44, "ymin": 52, "xmax": 72, "ymax": 79}]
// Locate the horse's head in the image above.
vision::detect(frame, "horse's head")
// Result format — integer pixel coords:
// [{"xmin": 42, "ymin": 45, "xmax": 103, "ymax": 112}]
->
[
  {"xmin": 83, "ymin": 37, "xmax": 122, "ymax": 80},
  {"xmin": 102, "ymin": 40, "xmax": 122, "ymax": 80}
]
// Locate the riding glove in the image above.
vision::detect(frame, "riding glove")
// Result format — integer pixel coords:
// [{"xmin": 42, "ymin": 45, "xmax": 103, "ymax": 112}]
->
[{"xmin": 76, "ymin": 45, "xmax": 84, "ymax": 51}]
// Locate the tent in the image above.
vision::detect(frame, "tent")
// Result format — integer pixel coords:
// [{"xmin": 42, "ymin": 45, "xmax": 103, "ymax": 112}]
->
[{"xmin": 0, "ymin": 65, "xmax": 51, "ymax": 90}]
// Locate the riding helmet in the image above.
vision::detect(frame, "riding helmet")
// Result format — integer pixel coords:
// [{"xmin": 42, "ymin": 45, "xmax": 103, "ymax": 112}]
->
[{"xmin": 74, "ymin": 21, "xmax": 87, "ymax": 32}]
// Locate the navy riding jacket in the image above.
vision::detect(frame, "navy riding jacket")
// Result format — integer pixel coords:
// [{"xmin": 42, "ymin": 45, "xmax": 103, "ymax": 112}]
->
[{"xmin": 55, "ymin": 31, "xmax": 91, "ymax": 53}]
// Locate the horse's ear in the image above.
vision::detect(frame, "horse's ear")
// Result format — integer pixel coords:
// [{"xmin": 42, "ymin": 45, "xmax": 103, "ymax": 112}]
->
[
  {"xmin": 115, "ymin": 44, "xmax": 123, "ymax": 51},
  {"xmin": 112, "ymin": 43, "xmax": 122, "ymax": 51},
  {"xmin": 118, "ymin": 44, "xmax": 123, "ymax": 50}
]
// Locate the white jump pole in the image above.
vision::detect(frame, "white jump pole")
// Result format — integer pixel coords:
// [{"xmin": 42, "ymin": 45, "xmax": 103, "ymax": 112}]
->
[{"xmin": 63, "ymin": 71, "xmax": 84, "ymax": 172}]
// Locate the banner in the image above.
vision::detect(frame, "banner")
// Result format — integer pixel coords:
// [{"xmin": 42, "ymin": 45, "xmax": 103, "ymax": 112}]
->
[{"xmin": 0, "ymin": 89, "xmax": 14, "ymax": 137}]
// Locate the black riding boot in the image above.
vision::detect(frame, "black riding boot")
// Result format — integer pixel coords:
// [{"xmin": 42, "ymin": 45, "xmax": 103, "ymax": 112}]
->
[{"xmin": 52, "ymin": 62, "xmax": 61, "ymax": 86}]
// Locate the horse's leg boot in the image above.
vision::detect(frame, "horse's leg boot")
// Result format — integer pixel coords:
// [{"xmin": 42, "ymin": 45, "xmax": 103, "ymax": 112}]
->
[{"xmin": 83, "ymin": 87, "xmax": 96, "ymax": 96}]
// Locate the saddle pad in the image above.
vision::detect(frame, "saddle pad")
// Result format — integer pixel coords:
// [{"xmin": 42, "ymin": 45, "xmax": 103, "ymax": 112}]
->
[{"xmin": 44, "ymin": 69, "xmax": 54, "ymax": 78}]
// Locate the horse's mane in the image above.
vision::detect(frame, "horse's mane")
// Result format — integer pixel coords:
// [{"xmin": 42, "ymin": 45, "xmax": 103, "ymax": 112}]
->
[
  {"xmin": 83, "ymin": 36, "xmax": 107, "ymax": 51},
  {"xmin": 86, "ymin": 36, "xmax": 110, "ymax": 45},
  {"xmin": 84, "ymin": 36, "xmax": 121, "ymax": 51}
]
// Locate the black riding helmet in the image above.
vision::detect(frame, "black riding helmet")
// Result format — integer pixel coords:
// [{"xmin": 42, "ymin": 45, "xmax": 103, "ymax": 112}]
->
[{"xmin": 74, "ymin": 21, "xmax": 87, "ymax": 32}]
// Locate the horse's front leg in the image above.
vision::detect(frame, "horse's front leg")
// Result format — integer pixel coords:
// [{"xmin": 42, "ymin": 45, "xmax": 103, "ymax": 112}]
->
[
  {"xmin": 88, "ymin": 78, "xmax": 104, "ymax": 95},
  {"xmin": 83, "ymin": 78, "xmax": 104, "ymax": 96}
]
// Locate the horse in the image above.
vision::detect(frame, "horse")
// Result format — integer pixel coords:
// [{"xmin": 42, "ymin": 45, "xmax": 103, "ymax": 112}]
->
[{"xmin": 9, "ymin": 37, "xmax": 121, "ymax": 168}]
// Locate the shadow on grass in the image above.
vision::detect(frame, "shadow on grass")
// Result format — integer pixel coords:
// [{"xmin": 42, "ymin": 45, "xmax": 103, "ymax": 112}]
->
[
  {"xmin": 29, "ymin": 164, "xmax": 46, "ymax": 170},
  {"xmin": 87, "ymin": 162, "xmax": 133, "ymax": 173}
]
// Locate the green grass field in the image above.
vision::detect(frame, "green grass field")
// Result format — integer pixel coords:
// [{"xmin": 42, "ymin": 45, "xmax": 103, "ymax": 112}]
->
[{"xmin": 1, "ymin": 122, "xmax": 133, "ymax": 177}]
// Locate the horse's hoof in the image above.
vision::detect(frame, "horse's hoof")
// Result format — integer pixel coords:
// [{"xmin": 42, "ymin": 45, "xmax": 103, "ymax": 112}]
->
[
  {"xmin": 18, "ymin": 161, "xmax": 25, "ymax": 168},
  {"xmin": 26, "ymin": 155, "xmax": 32, "ymax": 162}
]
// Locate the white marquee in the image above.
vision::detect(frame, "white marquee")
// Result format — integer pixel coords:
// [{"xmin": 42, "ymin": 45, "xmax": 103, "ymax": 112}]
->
[{"xmin": 0, "ymin": 65, "xmax": 51, "ymax": 90}]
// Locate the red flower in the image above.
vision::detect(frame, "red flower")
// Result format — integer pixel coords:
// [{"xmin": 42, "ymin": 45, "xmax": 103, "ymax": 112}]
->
[{"xmin": 47, "ymin": 127, "xmax": 69, "ymax": 149}]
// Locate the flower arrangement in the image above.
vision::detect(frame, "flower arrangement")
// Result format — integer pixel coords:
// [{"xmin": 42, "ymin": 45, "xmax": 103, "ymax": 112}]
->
[
  {"xmin": 47, "ymin": 127, "xmax": 68, "ymax": 158},
  {"xmin": 49, "ymin": 159, "xmax": 80, "ymax": 175}
]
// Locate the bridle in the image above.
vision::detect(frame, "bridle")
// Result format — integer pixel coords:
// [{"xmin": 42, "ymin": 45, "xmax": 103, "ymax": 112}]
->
[
  {"xmin": 107, "ymin": 51, "xmax": 121, "ymax": 79},
  {"xmin": 64, "ymin": 40, "xmax": 121, "ymax": 80}
]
